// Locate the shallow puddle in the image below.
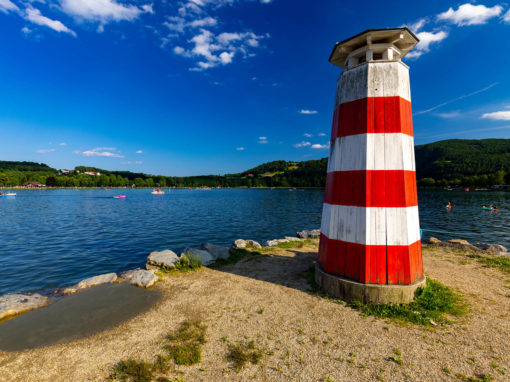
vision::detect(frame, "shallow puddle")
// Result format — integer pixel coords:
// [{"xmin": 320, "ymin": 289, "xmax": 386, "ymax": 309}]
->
[{"xmin": 0, "ymin": 282, "xmax": 160, "ymax": 352}]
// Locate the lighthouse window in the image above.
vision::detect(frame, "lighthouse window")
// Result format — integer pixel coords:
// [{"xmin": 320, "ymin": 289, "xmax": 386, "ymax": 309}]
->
[
  {"xmin": 358, "ymin": 56, "xmax": 366, "ymax": 64},
  {"xmin": 373, "ymin": 53, "xmax": 383, "ymax": 60}
]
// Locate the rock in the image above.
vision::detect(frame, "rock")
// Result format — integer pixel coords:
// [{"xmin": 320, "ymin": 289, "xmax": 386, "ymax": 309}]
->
[
  {"xmin": 447, "ymin": 239, "xmax": 471, "ymax": 246},
  {"xmin": 183, "ymin": 247, "xmax": 215, "ymax": 266},
  {"xmin": 428, "ymin": 237, "xmax": 441, "ymax": 244},
  {"xmin": 146, "ymin": 249, "xmax": 180, "ymax": 270},
  {"xmin": 0, "ymin": 293, "xmax": 50, "ymax": 321},
  {"xmin": 487, "ymin": 245, "xmax": 507, "ymax": 254},
  {"xmin": 284, "ymin": 236, "xmax": 304, "ymax": 241},
  {"xmin": 233, "ymin": 239, "xmax": 248, "ymax": 249},
  {"xmin": 120, "ymin": 269, "xmax": 158, "ymax": 288},
  {"xmin": 201, "ymin": 243, "xmax": 231, "ymax": 260},
  {"xmin": 232, "ymin": 239, "xmax": 262, "ymax": 249},
  {"xmin": 62, "ymin": 273, "xmax": 118, "ymax": 294},
  {"xmin": 264, "ymin": 238, "xmax": 289, "ymax": 247},
  {"xmin": 247, "ymin": 240, "xmax": 262, "ymax": 249},
  {"xmin": 296, "ymin": 229, "xmax": 320, "ymax": 239}
]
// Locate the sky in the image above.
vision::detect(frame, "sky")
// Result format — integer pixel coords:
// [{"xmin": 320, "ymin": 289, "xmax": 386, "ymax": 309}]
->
[{"xmin": 0, "ymin": 0, "xmax": 509, "ymax": 176}]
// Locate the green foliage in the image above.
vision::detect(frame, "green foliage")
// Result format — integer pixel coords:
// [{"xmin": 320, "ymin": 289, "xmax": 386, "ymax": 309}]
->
[
  {"xmin": 174, "ymin": 253, "xmax": 203, "ymax": 272},
  {"xmin": 350, "ymin": 279, "xmax": 467, "ymax": 325},
  {"xmin": 465, "ymin": 253, "xmax": 510, "ymax": 275},
  {"xmin": 276, "ymin": 239, "xmax": 310, "ymax": 249},
  {"xmin": 110, "ymin": 359, "xmax": 154, "ymax": 382},
  {"xmin": 164, "ymin": 320, "xmax": 206, "ymax": 365},
  {"xmin": 211, "ymin": 248, "xmax": 261, "ymax": 267},
  {"xmin": 226, "ymin": 340, "xmax": 263, "ymax": 371}
]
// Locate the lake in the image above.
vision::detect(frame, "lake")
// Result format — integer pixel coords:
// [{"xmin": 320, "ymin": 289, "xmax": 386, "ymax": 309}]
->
[{"xmin": 0, "ymin": 188, "xmax": 508, "ymax": 295}]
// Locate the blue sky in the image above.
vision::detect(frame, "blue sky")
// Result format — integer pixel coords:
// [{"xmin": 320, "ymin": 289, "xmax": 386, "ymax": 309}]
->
[{"xmin": 0, "ymin": 0, "xmax": 509, "ymax": 175}]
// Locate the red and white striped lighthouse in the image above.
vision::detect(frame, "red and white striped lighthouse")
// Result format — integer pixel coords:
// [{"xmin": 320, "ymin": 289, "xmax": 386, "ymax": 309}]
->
[{"xmin": 315, "ymin": 28, "xmax": 426, "ymax": 304}]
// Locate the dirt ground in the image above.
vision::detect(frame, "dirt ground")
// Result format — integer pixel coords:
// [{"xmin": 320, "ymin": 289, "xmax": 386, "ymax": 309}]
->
[{"xmin": 0, "ymin": 242, "xmax": 508, "ymax": 382}]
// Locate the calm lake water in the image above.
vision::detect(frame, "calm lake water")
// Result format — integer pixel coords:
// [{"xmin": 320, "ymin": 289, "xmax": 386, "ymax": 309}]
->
[{"xmin": 0, "ymin": 188, "xmax": 508, "ymax": 295}]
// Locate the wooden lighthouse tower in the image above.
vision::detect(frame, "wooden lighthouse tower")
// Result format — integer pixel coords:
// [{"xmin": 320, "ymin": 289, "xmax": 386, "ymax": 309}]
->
[{"xmin": 315, "ymin": 28, "xmax": 426, "ymax": 304}]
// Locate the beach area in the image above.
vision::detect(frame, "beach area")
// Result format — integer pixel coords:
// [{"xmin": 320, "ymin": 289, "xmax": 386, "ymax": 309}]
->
[{"xmin": 0, "ymin": 239, "xmax": 508, "ymax": 382}]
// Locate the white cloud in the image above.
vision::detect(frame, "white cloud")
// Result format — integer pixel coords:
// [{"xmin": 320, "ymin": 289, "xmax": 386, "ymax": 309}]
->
[
  {"xmin": 74, "ymin": 147, "xmax": 124, "ymax": 158},
  {"xmin": 36, "ymin": 148, "xmax": 56, "ymax": 154},
  {"xmin": 311, "ymin": 143, "xmax": 328, "ymax": 149},
  {"xmin": 59, "ymin": 142, "xmax": 67, "ymax": 146},
  {"xmin": 260, "ymin": 0, "xmax": 272, "ymax": 3},
  {"xmin": 21, "ymin": 26, "xmax": 32, "ymax": 34},
  {"xmin": 236, "ymin": 147, "xmax": 245, "ymax": 151},
  {"xmin": 0, "ymin": 0, "xmax": 19, "ymax": 13},
  {"xmin": 437, "ymin": 3, "xmax": 503, "ymax": 26},
  {"xmin": 135, "ymin": 150, "xmax": 143, "ymax": 154},
  {"xmin": 406, "ymin": 30, "xmax": 448, "ymax": 59},
  {"xmin": 293, "ymin": 141, "xmax": 311, "ymax": 148},
  {"xmin": 121, "ymin": 160, "xmax": 143, "ymax": 164},
  {"xmin": 299, "ymin": 109, "xmax": 318, "ymax": 115},
  {"xmin": 406, "ymin": 18, "xmax": 427, "ymax": 33},
  {"xmin": 436, "ymin": 111, "xmax": 461, "ymax": 118},
  {"xmin": 258, "ymin": 136, "xmax": 267, "ymax": 140},
  {"xmin": 318, "ymin": 132, "xmax": 326, "ymax": 137},
  {"xmin": 303, "ymin": 133, "xmax": 313, "ymax": 138},
  {"xmin": 189, "ymin": 16, "xmax": 216, "ymax": 28},
  {"xmin": 59, "ymin": 0, "xmax": 152, "ymax": 24},
  {"xmin": 258, "ymin": 136, "xmax": 268, "ymax": 144},
  {"xmin": 25, "ymin": 8, "xmax": 76, "ymax": 36},
  {"xmin": 481, "ymin": 111, "xmax": 510, "ymax": 121},
  {"xmin": 504, "ymin": 10, "xmax": 510, "ymax": 23}
]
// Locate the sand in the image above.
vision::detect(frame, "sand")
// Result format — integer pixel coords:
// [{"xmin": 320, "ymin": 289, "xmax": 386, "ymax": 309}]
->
[{"xmin": 0, "ymin": 242, "xmax": 508, "ymax": 381}]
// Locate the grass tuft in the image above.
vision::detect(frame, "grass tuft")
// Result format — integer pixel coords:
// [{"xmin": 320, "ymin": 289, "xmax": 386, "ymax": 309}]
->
[
  {"xmin": 275, "ymin": 239, "xmax": 311, "ymax": 249},
  {"xmin": 226, "ymin": 340, "xmax": 264, "ymax": 371},
  {"xmin": 349, "ymin": 279, "xmax": 467, "ymax": 325},
  {"xmin": 164, "ymin": 320, "xmax": 207, "ymax": 365},
  {"xmin": 110, "ymin": 359, "xmax": 154, "ymax": 382}
]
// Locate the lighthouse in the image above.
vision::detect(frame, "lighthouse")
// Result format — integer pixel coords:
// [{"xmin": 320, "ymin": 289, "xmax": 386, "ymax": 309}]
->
[{"xmin": 315, "ymin": 28, "xmax": 426, "ymax": 304}]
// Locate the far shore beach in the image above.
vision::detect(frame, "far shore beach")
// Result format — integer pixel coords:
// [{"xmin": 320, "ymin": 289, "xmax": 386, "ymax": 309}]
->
[{"xmin": 0, "ymin": 240, "xmax": 508, "ymax": 382}]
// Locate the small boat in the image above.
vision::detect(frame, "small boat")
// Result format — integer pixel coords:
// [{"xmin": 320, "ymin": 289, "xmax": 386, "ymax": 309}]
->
[
  {"xmin": 0, "ymin": 193, "xmax": 16, "ymax": 197},
  {"xmin": 113, "ymin": 195, "xmax": 126, "ymax": 199}
]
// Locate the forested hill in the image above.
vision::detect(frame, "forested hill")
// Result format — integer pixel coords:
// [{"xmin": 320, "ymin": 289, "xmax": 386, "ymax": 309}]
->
[
  {"xmin": 415, "ymin": 139, "xmax": 510, "ymax": 186},
  {"xmin": 1, "ymin": 139, "xmax": 510, "ymax": 187}
]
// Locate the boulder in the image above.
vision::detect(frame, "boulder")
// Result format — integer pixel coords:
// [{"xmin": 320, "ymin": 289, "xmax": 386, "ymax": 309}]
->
[
  {"xmin": 0, "ymin": 293, "xmax": 50, "ymax": 321},
  {"xmin": 120, "ymin": 269, "xmax": 158, "ymax": 288},
  {"xmin": 201, "ymin": 243, "xmax": 231, "ymax": 260},
  {"xmin": 62, "ymin": 273, "xmax": 118, "ymax": 294},
  {"xmin": 285, "ymin": 236, "xmax": 303, "ymax": 241},
  {"xmin": 447, "ymin": 239, "xmax": 471, "ymax": 246},
  {"xmin": 428, "ymin": 237, "xmax": 441, "ymax": 244},
  {"xmin": 247, "ymin": 240, "xmax": 262, "ymax": 249},
  {"xmin": 296, "ymin": 229, "xmax": 320, "ymax": 239},
  {"xmin": 233, "ymin": 239, "xmax": 248, "ymax": 249},
  {"xmin": 232, "ymin": 239, "xmax": 262, "ymax": 249},
  {"xmin": 146, "ymin": 249, "xmax": 180, "ymax": 270},
  {"xmin": 184, "ymin": 247, "xmax": 215, "ymax": 266},
  {"xmin": 486, "ymin": 244, "xmax": 507, "ymax": 254},
  {"xmin": 265, "ymin": 238, "xmax": 290, "ymax": 247}
]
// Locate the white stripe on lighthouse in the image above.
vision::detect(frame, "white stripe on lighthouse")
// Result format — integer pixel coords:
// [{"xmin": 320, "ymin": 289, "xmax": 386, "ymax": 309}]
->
[
  {"xmin": 320, "ymin": 204, "xmax": 420, "ymax": 246},
  {"xmin": 336, "ymin": 61, "xmax": 411, "ymax": 106},
  {"xmin": 327, "ymin": 133, "xmax": 416, "ymax": 173}
]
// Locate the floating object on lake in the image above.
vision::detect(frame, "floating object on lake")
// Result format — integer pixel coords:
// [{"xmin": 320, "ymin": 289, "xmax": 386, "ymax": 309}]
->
[
  {"xmin": 187, "ymin": 187, "xmax": 192, "ymax": 191},
  {"xmin": 0, "ymin": 193, "xmax": 16, "ymax": 197},
  {"xmin": 317, "ymin": 28, "xmax": 424, "ymax": 304},
  {"xmin": 113, "ymin": 195, "xmax": 126, "ymax": 199},
  {"xmin": 151, "ymin": 188, "xmax": 164, "ymax": 195}
]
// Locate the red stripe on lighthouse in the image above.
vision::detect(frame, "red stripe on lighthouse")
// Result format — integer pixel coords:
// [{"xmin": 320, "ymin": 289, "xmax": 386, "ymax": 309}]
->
[
  {"xmin": 324, "ymin": 170, "xmax": 418, "ymax": 207},
  {"xmin": 331, "ymin": 97, "xmax": 413, "ymax": 139},
  {"xmin": 319, "ymin": 234, "xmax": 423, "ymax": 284}
]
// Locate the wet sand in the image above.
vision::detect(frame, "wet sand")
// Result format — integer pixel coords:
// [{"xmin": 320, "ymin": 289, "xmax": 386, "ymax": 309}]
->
[{"xmin": 0, "ymin": 282, "xmax": 160, "ymax": 352}]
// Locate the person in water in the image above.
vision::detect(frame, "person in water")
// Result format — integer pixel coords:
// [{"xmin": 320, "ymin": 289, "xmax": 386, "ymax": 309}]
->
[{"xmin": 446, "ymin": 201, "xmax": 453, "ymax": 210}]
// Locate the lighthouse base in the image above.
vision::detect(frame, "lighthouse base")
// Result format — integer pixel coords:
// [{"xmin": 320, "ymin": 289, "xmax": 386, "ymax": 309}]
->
[{"xmin": 315, "ymin": 263, "xmax": 426, "ymax": 304}]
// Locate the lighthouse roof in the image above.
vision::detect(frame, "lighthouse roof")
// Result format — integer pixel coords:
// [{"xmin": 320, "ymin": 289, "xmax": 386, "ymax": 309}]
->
[{"xmin": 329, "ymin": 28, "xmax": 419, "ymax": 69}]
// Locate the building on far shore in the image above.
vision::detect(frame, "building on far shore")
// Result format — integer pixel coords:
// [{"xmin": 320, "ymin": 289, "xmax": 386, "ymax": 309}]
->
[
  {"xmin": 84, "ymin": 171, "xmax": 101, "ymax": 176},
  {"xmin": 23, "ymin": 182, "xmax": 46, "ymax": 188}
]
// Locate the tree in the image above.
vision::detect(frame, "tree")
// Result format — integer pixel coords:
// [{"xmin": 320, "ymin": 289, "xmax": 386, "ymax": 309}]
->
[{"xmin": 45, "ymin": 176, "xmax": 57, "ymax": 187}]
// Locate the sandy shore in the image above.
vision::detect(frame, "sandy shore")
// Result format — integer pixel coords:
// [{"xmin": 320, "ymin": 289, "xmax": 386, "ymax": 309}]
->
[{"xmin": 0, "ymin": 242, "xmax": 508, "ymax": 381}]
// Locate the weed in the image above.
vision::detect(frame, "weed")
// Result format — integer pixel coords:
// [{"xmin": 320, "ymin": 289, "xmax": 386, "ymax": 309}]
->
[
  {"xmin": 257, "ymin": 307, "xmax": 265, "ymax": 314},
  {"xmin": 443, "ymin": 367, "xmax": 451, "ymax": 374},
  {"xmin": 465, "ymin": 252, "xmax": 510, "ymax": 275},
  {"xmin": 175, "ymin": 253, "xmax": 202, "ymax": 272},
  {"xmin": 164, "ymin": 320, "xmax": 207, "ymax": 365},
  {"xmin": 455, "ymin": 373, "xmax": 494, "ymax": 382},
  {"xmin": 226, "ymin": 340, "xmax": 264, "ymax": 371},
  {"xmin": 275, "ymin": 239, "xmax": 311, "ymax": 249},
  {"xmin": 349, "ymin": 278, "xmax": 467, "ymax": 325},
  {"xmin": 390, "ymin": 356, "xmax": 403, "ymax": 366},
  {"xmin": 110, "ymin": 359, "xmax": 154, "ymax": 382},
  {"xmin": 393, "ymin": 349, "xmax": 401, "ymax": 356},
  {"xmin": 376, "ymin": 376, "xmax": 384, "ymax": 381}
]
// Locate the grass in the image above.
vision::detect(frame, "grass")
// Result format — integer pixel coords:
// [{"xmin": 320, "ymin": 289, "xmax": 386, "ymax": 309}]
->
[
  {"xmin": 349, "ymin": 279, "xmax": 467, "ymax": 325},
  {"xmin": 164, "ymin": 320, "xmax": 207, "ymax": 365},
  {"xmin": 465, "ymin": 252, "xmax": 510, "ymax": 275},
  {"xmin": 211, "ymin": 248, "xmax": 262, "ymax": 267},
  {"xmin": 226, "ymin": 340, "xmax": 264, "ymax": 371},
  {"xmin": 109, "ymin": 320, "xmax": 206, "ymax": 381},
  {"xmin": 160, "ymin": 253, "xmax": 202, "ymax": 274},
  {"xmin": 275, "ymin": 239, "xmax": 311, "ymax": 249}
]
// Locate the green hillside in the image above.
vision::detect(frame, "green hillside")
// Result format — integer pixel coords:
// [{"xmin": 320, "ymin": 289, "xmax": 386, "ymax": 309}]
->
[{"xmin": 1, "ymin": 139, "xmax": 509, "ymax": 188}]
